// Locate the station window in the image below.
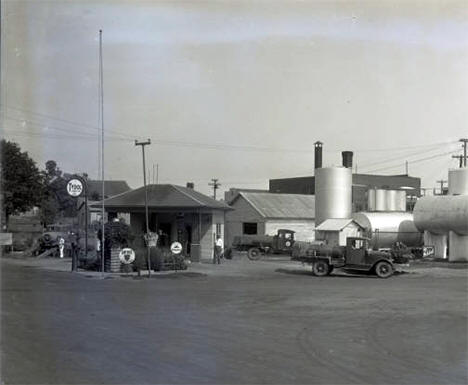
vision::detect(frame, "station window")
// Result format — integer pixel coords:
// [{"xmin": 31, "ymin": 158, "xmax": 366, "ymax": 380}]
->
[
  {"xmin": 243, "ymin": 222, "xmax": 258, "ymax": 235},
  {"xmin": 216, "ymin": 223, "xmax": 222, "ymax": 237}
]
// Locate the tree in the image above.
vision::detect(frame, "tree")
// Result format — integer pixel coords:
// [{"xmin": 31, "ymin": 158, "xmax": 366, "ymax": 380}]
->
[
  {"xmin": 1, "ymin": 140, "xmax": 44, "ymax": 222},
  {"xmin": 39, "ymin": 161, "xmax": 78, "ymax": 225}
]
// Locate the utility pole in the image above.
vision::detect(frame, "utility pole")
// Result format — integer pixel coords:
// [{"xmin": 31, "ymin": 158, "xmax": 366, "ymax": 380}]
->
[
  {"xmin": 209, "ymin": 178, "xmax": 221, "ymax": 199},
  {"xmin": 436, "ymin": 180, "xmax": 447, "ymax": 195},
  {"xmin": 135, "ymin": 139, "xmax": 152, "ymax": 277},
  {"xmin": 460, "ymin": 138, "xmax": 468, "ymax": 167},
  {"xmin": 452, "ymin": 155, "xmax": 464, "ymax": 168},
  {"xmin": 405, "ymin": 161, "xmax": 409, "ymax": 175}
]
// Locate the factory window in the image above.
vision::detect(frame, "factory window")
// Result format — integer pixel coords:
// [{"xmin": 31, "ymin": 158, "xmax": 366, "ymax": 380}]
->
[{"xmin": 243, "ymin": 222, "xmax": 258, "ymax": 235}]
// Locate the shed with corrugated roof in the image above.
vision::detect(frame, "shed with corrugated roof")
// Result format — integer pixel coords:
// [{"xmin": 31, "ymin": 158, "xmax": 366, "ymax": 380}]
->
[
  {"xmin": 315, "ymin": 219, "xmax": 364, "ymax": 247},
  {"xmin": 225, "ymin": 192, "xmax": 316, "ymax": 247}
]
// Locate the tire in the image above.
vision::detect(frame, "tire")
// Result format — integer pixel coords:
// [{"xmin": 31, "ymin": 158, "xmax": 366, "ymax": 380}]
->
[
  {"xmin": 375, "ymin": 261, "xmax": 394, "ymax": 278},
  {"xmin": 247, "ymin": 247, "xmax": 262, "ymax": 261},
  {"xmin": 313, "ymin": 260, "xmax": 330, "ymax": 277}
]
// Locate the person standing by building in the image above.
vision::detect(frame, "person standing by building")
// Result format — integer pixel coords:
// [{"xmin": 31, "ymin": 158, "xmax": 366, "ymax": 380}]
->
[{"xmin": 213, "ymin": 235, "xmax": 223, "ymax": 264}]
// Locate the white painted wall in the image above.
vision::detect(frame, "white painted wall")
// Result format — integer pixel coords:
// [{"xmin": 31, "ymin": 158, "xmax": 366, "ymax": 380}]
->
[
  {"xmin": 265, "ymin": 220, "xmax": 315, "ymax": 242},
  {"xmin": 339, "ymin": 225, "xmax": 363, "ymax": 246}
]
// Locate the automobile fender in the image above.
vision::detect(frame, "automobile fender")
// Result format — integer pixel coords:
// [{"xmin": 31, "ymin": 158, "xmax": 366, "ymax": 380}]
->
[{"xmin": 371, "ymin": 258, "xmax": 394, "ymax": 272}]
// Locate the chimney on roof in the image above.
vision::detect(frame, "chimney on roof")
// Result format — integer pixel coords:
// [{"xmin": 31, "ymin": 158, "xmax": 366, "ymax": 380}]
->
[
  {"xmin": 186, "ymin": 182, "xmax": 194, "ymax": 189},
  {"xmin": 314, "ymin": 141, "xmax": 323, "ymax": 169},
  {"xmin": 342, "ymin": 151, "xmax": 353, "ymax": 168}
]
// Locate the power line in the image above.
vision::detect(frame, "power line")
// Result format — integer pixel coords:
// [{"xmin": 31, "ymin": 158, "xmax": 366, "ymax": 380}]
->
[
  {"xmin": 3, "ymin": 104, "xmax": 457, "ymax": 155},
  {"xmin": 357, "ymin": 145, "xmax": 445, "ymax": 172},
  {"xmin": 365, "ymin": 150, "xmax": 459, "ymax": 174},
  {"xmin": 2, "ymin": 104, "xmax": 147, "ymax": 141},
  {"xmin": 3, "ymin": 115, "xmax": 134, "ymax": 141}
]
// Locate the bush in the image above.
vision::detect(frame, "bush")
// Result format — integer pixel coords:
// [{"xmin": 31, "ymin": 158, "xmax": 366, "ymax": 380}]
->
[{"xmin": 132, "ymin": 247, "xmax": 187, "ymax": 272}]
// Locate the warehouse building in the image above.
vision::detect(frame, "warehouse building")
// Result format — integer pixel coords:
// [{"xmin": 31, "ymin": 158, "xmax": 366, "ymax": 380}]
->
[
  {"xmin": 270, "ymin": 174, "xmax": 420, "ymax": 212},
  {"xmin": 269, "ymin": 143, "xmax": 421, "ymax": 212},
  {"xmin": 225, "ymin": 191, "xmax": 315, "ymax": 247}
]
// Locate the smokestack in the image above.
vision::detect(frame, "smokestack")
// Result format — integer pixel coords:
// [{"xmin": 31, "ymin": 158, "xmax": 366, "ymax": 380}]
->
[
  {"xmin": 342, "ymin": 151, "xmax": 353, "ymax": 168},
  {"xmin": 314, "ymin": 141, "xmax": 323, "ymax": 169},
  {"xmin": 186, "ymin": 182, "xmax": 194, "ymax": 189}
]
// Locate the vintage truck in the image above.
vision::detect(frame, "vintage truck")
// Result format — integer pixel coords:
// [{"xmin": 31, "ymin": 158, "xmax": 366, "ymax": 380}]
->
[
  {"xmin": 291, "ymin": 237, "xmax": 410, "ymax": 278},
  {"xmin": 231, "ymin": 229, "xmax": 296, "ymax": 260}
]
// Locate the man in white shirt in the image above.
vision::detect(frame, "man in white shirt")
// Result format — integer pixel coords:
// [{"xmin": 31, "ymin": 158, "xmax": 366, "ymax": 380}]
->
[{"xmin": 214, "ymin": 235, "xmax": 223, "ymax": 264}]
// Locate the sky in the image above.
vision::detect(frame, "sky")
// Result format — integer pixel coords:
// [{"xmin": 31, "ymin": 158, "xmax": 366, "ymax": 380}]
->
[{"xmin": 1, "ymin": 0, "xmax": 467, "ymax": 197}]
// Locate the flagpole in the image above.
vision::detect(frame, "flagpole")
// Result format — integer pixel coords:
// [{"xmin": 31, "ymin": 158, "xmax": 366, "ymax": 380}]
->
[{"xmin": 99, "ymin": 29, "xmax": 105, "ymax": 276}]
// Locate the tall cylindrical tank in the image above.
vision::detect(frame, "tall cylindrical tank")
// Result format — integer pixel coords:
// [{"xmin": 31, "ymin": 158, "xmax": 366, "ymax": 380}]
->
[
  {"xmin": 448, "ymin": 168, "xmax": 468, "ymax": 195},
  {"xmin": 385, "ymin": 190, "xmax": 397, "ymax": 211},
  {"xmin": 413, "ymin": 195, "xmax": 468, "ymax": 235},
  {"xmin": 367, "ymin": 188, "xmax": 376, "ymax": 211},
  {"xmin": 315, "ymin": 167, "xmax": 352, "ymax": 226},
  {"xmin": 352, "ymin": 212, "xmax": 422, "ymax": 248},
  {"xmin": 396, "ymin": 190, "xmax": 406, "ymax": 211},
  {"xmin": 375, "ymin": 189, "xmax": 387, "ymax": 211}
]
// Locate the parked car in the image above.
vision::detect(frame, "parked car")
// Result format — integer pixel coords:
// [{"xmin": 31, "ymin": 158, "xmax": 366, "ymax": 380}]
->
[{"xmin": 35, "ymin": 224, "xmax": 75, "ymax": 257}]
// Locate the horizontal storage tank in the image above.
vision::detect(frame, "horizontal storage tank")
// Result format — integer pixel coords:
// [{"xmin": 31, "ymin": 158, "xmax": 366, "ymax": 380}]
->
[
  {"xmin": 352, "ymin": 212, "xmax": 422, "ymax": 248},
  {"xmin": 413, "ymin": 195, "xmax": 468, "ymax": 235},
  {"xmin": 315, "ymin": 167, "xmax": 352, "ymax": 227},
  {"xmin": 448, "ymin": 168, "xmax": 468, "ymax": 195}
]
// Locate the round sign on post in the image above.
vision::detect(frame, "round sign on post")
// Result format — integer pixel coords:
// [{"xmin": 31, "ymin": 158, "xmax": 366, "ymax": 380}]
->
[
  {"xmin": 67, "ymin": 179, "xmax": 84, "ymax": 197},
  {"xmin": 170, "ymin": 242, "xmax": 183, "ymax": 255},
  {"xmin": 119, "ymin": 248, "xmax": 136, "ymax": 264}
]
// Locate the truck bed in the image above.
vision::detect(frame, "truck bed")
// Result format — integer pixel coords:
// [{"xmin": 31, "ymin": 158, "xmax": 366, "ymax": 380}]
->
[{"xmin": 232, "ymin": 234, "xmax": 273, "ymax": 247}]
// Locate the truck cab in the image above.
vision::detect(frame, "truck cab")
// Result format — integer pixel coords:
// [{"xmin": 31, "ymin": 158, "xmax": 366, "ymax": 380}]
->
[
  {"xmin": 344, "ymin": 237, "xmax": 404, "ymax": 278},
  {"xmin": 273, "ymin": 229, "xmax": 295, "ymax": 252}
]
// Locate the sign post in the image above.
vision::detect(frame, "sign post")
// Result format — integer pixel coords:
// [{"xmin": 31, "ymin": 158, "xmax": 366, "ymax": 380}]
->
[{"xmin": 66, "ymin": 176, "xmax": 88, "ymax": 272}]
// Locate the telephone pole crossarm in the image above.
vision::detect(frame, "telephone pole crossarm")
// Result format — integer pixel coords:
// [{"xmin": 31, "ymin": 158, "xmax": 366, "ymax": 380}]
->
[
  {"xmin": 208, "ymin": 178, "xmax": 221, "ymax": 200},
  {"xmin": 452, "ymin": 155, "xmax": 464, "ymax": 168},
  {"xmin": 459, "ymin": 139, "xmax": 468, "ymax": 167}
]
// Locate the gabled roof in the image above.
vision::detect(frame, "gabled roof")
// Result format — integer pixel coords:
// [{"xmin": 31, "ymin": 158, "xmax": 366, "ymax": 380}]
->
[
  {"xmin": 315, "ymin": 219, "xmax": 363, "ymax": 232},
  {"xmin": 90, "ymin": 184, "xmax": 231, "ymax": 211},
  {"xmin": 87, "ymin": 180, "xmax": 131, "ymax": 199},
  {"xmin": 233, "ymin": 192, "xmax": 315, "ymax": 219}
]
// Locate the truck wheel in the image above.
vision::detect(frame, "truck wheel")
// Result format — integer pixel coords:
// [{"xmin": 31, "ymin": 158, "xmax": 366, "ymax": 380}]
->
[
  {"xmin": 375, "ymin": 261, "xmax": 393, "ymax": 278},
  {"xmin": 247, "ymin": 248, "xmax": 261, "ymax": 261},
  {"xmin": 313, "ymin": 261, "xmax": 330, "ymax": 277}
]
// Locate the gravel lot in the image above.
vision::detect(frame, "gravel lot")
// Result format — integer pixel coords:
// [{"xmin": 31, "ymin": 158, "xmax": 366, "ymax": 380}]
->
[{"xmin": 1, "ymin": 254, "xmax": 467, "ymax": 384}]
